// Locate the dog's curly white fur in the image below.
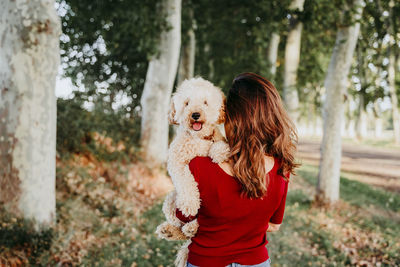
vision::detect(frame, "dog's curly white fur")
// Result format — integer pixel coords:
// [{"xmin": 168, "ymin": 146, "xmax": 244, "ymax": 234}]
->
[{"xmin": 155, "ymin": 77, "xmax": 230, "ymax": 267}]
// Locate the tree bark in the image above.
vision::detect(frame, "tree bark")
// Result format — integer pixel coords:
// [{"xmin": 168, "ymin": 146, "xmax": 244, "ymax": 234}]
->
[
  {"xmin": 0, "ymin": 0, "xmax": 61, "ymax": 227},
  {"xmin": 140, "ymin": 0, "xmax": 181, "ymax": 166},
  {"xmin": 177, "ymin": 25, "xmax": 195, "ymax": 85},
  {"xmin": 317, "ymin": 0, "xmax": 364, "ymax": 204},
  {"xmin": 356, "ymin": 93, "xmax": 368, "ymax": 140},
  {"xmin": 388, "ymin": 52, "xmax": 400, "ymax": 144},
  {"xmin": 267, "ymin": 32, "xmax": 280, "ymax": 77},
  {"xmin": 283, "ymin": 0, "xmax": 305, "ymax": 123},
  {"xmin": 373, "ymin": 101, "xmax": 383, "ymax": 138}
]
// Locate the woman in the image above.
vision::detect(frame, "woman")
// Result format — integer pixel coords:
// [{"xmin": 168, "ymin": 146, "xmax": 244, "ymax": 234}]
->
[{"xmin": 176, "ymin": 72, "xmax": 298, "ymax": 267}]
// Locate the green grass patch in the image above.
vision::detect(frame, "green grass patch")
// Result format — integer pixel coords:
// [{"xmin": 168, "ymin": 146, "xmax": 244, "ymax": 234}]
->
[{"xmin": 298, "ymin": 165, "xmax": 400, "ymax": 212}]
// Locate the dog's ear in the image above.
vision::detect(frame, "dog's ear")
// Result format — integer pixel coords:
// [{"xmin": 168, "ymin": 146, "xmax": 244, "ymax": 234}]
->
[
  {"xmin": 168, "ymin": 97, "xmax": 179, "ymax": 125},
  {"xmin": 217, "ymin": 94, "xmax": 226, "ymax": 124}
]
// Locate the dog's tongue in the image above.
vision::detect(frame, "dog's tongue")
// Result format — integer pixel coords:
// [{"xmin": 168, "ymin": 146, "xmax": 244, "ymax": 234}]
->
[{"xmin": 193, "ymin": 122, "xmax": 202, "ymax": 131}]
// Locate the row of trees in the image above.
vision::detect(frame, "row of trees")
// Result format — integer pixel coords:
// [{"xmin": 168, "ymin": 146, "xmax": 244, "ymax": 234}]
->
[
  {"xmin": 1, "ymin": 0, "xmax": 400, "ymax": 228},
  {"xmin": 133, "ymin": 0, "xmax": 400, "ymax": 203}
]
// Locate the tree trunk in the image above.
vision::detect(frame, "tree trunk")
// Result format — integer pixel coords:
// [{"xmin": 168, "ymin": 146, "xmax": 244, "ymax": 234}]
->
[
  {"xmin": 356, "ymin": 93, "xmax": 368, "ymax": 140},
  {"xmin": 388, "ymin": 52, "xmax": 400, "ymax": 144},
  {"xmin": 177, "ymin": 26, "xmax": 195, "ymax": 85},
  {"xmin": 140, "ymin": 0, "xmax": 181, "ymax": 166},
  {"xmin": 317, "ymin": 0, "xmax": 364, "ymax": 204},
  {"xmin": 0, "ymin": 0, "xmax": 60, "ymax": 227},
  {"xmin": 267, "ymin": 32, "xmax": 280, "ymax": 77},
  {"xmin": 372, "ymin": 101, "xmax": 383, "ymax": 138},
  {"xmin": 283, "ymin": 0, "xmax": 305, "ymax": 123}
]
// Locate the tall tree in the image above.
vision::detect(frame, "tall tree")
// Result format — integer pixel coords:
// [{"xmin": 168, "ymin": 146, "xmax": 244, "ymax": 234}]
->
[
  {"xmin": 267, "ymin": 32, "xmax": 280, "ymax": 77},
  {"xmin": 388, "ymin": 51, "xmax": 400, "ymax": 144},
  {"xmin": 177, "ymin": 5, "xmax": 196, "ymax": 85},
  {"xmin": 317, "ymin": 0, "xmax": 364, "ymax": 204},
  {"xmin": 0, "ymin": 0, "xmax": 60, "ymax": 227},
  {"xmin": 140, "ymin": 0, "xmax": 181, "ymax": 165},
  {"xmin": 387, "ymin": 0, "xmax": 400, "ymax": 144},
  {"xmin": 283, "ymin": 0, "xmax": 305, "ymax": 123}
]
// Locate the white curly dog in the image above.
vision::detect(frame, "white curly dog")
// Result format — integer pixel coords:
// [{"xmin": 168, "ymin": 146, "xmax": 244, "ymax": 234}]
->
[{"xmin": 155, "ymin": 77, "xmax": 230, "ymax": 267}]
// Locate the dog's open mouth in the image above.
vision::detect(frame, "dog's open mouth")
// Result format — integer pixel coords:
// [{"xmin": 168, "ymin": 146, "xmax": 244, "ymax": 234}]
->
[{"xmin": 192, "ymin": 122, "xmax": 203, "ymax": 131}]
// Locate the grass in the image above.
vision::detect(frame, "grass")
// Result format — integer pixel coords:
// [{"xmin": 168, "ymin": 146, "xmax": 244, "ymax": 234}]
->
[
  {"xmin": 342, "ymin": 137, "xmax": 400, "ymax": 151},
  {"xmin": 2, "ymin": 158, "xmax": 399, "ymax": 266},
  {"xmin": 298, "ymin": 165, "xmax": 400, "ymax": 212}
]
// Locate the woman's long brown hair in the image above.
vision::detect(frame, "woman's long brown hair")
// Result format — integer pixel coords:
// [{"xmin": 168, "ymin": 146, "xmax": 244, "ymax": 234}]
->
[{"xmin": 225, "ymin": 72, "xmax": 298, "ymax": 199}]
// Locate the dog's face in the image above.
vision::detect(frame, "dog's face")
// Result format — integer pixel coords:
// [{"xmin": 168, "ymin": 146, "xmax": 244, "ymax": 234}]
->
[{"xmin": 169, "ymin": 77, "xmax": 225, "ymax": 138}]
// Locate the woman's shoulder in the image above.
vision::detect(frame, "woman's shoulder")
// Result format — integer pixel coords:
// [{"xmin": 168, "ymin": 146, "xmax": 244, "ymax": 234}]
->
[
  {"xmin": 188, "ymin": 156, "xmax": 216, "ymax": 186},
  {"xmin": 271, "ymin": 158, "xmax": 290, "ymax": 184},
  {"xmin": 189, "ymin": 156, "xmax": 214, "ymax": 170}
]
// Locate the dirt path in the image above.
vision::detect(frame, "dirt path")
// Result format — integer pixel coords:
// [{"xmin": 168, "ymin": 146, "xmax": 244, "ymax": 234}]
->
[{"xmin": 297, "ymin": 138, "xmax": 400, "ymax": 193}]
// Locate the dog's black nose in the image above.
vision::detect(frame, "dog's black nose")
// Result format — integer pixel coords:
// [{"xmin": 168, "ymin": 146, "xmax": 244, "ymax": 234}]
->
[{"xmin": 191, "ymin": 112, "xmax": 200, "ymax": 120}]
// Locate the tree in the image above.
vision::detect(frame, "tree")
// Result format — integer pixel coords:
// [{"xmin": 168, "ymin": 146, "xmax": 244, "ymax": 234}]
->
[
  {"xmin": 140, "ymin": 0, "xmax": 182, "ymax": 165},
  {"xmin": 267, "ymin": 33, "xmax": 280, "ymax": 78},
  {"xmin": 317, "ymin": 0, "xmax": 364, "ymax": 204},
  {"xmin": 283, "ymin": 0, "xmax": 305, "ymax": 123},
  {"xmin": 387, "ymin": 0, "xmax": 400, "ymax": 144},
  {"xmin": 58, "ymin": 0, "xmax": 168, "ymax": 125},
  {"xmin": 0, "ymin": 0, "xmax": 61, "ymax": 227},
  {"xmin": 177, "ymin": 4, "xmax": 196, "ymax": 85}
]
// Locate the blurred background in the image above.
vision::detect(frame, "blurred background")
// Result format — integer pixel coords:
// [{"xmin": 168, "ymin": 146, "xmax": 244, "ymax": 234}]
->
[{"xmin": 1, "ymin": 0, "xmax": 399, "ymax": 266}]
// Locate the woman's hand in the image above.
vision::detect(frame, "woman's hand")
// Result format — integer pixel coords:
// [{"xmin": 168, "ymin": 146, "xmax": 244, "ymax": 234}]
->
[{"xmin": 267, "ymin": 222, "xmax": 281, "ymax": 232}]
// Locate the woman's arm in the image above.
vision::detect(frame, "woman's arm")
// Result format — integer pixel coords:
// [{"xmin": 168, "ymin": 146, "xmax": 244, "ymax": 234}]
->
[{"xmin": 267, "ymin": 222, "xmax": 281, "ymax": 232}]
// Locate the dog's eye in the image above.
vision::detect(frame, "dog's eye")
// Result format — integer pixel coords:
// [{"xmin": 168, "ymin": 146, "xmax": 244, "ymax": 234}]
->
[
  {"xmin": 204, "ymin": 100, "xmax": 208, "ymax": 105},
  {"xmin": 185, "ymin": 100, "xmax": 189, "ymax": 106}
]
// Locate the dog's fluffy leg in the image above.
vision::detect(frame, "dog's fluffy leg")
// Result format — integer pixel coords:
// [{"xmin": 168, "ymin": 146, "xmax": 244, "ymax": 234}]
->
[
  {"xmin": 209, "ymin": 140, "xmax": 230, "ymax": 164},
  {"xmin": 174, "ymin": 165, "xmax": 201, "ymax": 217},
  {"xmin": 175, "ymin": 240, "xmax": 191, "ymax": 267},
  {"xmin": 181, "ymin": 219, "xmax": 199, "ymax": 238},
  {"xmin": 162, "ymin": 190, "xmax": 182, "ymax": 226},
  {"xmin": 155, "ymin": 222, "xmax": 187, "ymax": 241}
]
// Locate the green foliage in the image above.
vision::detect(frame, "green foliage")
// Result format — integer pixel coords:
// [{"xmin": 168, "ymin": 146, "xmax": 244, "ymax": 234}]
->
[
  {"xmin": 193, "ymin": 0, "xmax": 292, "ymax": 92},
  {"xmin": 58, "ymin": 0, "xmax": 167, "ymax": 111},
  {"xmin": 0, "ymin": 208, "xmax": 53, "ymax": 265},
  {"xmin": 57, "ymin": 98, "xmax": 141, "ymax": 161},
  {"xmin": 56, "ymin": 98, "xmax": 93, "ymax": 154}
]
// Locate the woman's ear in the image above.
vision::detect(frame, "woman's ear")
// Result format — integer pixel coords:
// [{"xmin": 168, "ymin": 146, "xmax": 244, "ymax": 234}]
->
[
  {"xmin": 217, "ymin": 94, "xmax": 226, "ymax": 124},
  {"xmin": 168, "ymin": 97, "xmax": 179, "ymax": 125}
]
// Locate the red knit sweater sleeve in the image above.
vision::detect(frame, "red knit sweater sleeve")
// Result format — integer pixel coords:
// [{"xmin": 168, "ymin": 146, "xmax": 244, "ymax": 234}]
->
[
  {"xmin": 269, "ymin": 177, "xmax": 289, "ymax": 224},
  {"xmin": 175, "ymin": 158, "xmax": 200, "ymax": 223}
]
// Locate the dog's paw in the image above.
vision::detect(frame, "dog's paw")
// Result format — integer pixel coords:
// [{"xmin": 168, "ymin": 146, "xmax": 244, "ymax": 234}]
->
[
  {"xmin": 177, "ymin": 195, "xmax": 200, "ymax": 217},
  {"xmin": 155, "ymin": 222, "xmax": 188, "ymax": 241},
  {"xmin": 182, "ymin": 219, "xmax": 199, "ymax": 238},
  {"xmin": 209, "ymin": 141, "xmax": 230, "ymax": 163}
]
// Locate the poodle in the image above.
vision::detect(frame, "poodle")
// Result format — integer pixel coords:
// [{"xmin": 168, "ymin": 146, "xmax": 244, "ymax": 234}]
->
[{"xmin": 155, "ymin": 77, "xmax": 230, "ymax": 266}]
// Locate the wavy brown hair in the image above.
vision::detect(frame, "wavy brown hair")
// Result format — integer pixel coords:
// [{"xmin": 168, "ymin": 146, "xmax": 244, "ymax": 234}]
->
[{"xmin": 225, "ymin": 72, "xmax": 298, "ymax": 199}]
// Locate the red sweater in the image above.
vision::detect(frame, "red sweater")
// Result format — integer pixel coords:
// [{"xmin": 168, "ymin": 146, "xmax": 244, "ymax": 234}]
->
[{"xmin": 176, "ymin": 156, "xmax": 288, "ymax": 267}]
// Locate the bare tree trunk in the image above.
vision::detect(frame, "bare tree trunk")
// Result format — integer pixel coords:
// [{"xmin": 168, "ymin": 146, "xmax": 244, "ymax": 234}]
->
[
  {"xmin": 177, "ymin": 25, "xmax": 195, "ymax": 85},
  {"xmin": 0, "ymin": 0, "xmax": 60, "ymax": 227},
  {"xmin": 388, "ymin": 52, "xmax": 400, "ymax": 144},
  {"xmin": 372, "ymin": 101, "xmax": 383, "ymax": 138},
  {"xmin": 345, "ymin": 94, "xmax": 356, "ymax": 138},
  {"xmin": 283, "ymin": 0, "xmax": 305, "ymax": 123},
  {"xmin": 267, "ymin": 32, "xmax": 280, "ymax": 77},
  {"xmin": 140, "ymin": 0, "xmax": 181, "ymax": 166},
  {"xmin": 317, "ymin": 0, "xmax": 364, "ymax": 204},
  {"xmin": 356, "ymin": 93, "xmax": 368, "ymax": 140}
]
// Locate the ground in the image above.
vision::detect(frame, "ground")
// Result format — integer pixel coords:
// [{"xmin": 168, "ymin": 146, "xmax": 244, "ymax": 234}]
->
[
  {"xmin": 1, "ymin": 138, "xmax": 399, "ymax": 266},
  {"xmin": 298, "ymin": 138, "xmax": 400, "ymax": 193}
]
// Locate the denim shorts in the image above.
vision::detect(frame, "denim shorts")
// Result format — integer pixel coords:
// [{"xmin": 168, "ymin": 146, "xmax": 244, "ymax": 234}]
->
[{"xmin": 187, "ymin": 258, "xmax": 271, "ymax": 267}]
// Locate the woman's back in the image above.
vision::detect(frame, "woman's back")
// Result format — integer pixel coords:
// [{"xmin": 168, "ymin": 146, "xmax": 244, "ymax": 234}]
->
[{"xmin": 177, "ymin": 156, "xmax": 288, "ymax": 267}]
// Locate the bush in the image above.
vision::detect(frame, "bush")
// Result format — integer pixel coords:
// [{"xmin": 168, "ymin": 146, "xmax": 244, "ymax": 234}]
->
[
  {"xmin": 57, "ymin": 98, "xmax": 141, "ymax": 161},
  {"xmin": 0, "ymin": 208, "xmax": 53, "ymax": 265}
]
